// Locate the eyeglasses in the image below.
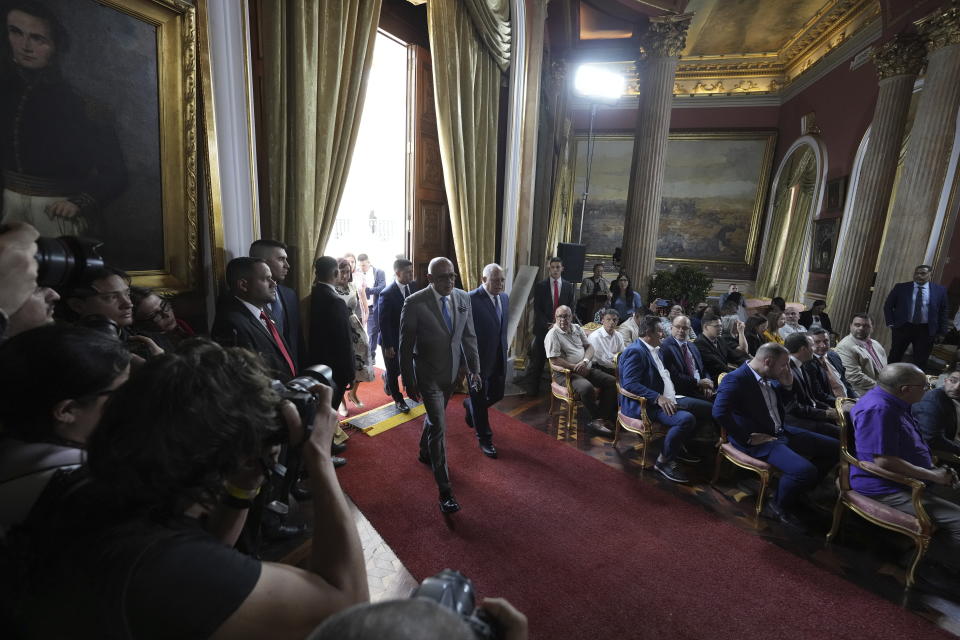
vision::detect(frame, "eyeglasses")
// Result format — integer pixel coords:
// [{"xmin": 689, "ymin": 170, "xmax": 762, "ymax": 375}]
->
[{"xmin": 141, "ymin": 299, "xmax": 172, "ymax": 323}]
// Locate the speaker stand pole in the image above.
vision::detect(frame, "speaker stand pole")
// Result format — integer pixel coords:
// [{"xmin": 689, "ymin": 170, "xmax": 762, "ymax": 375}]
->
[{"xmin": 578, "ymin": 102, "xmax": 598, "ymax": 245}]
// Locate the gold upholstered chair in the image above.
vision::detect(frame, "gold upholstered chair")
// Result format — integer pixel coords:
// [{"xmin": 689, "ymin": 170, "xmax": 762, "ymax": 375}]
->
[
  {"xmin": 710, "ymin": 372, "xmax": 781, "ymax": 515},
  {"xmin": 827, "ymin": 397, "xmax": 933, "ymax": 588},
  {"xmin": 548, "ymin": 362, "xmax": 582, "ymax": 441}
]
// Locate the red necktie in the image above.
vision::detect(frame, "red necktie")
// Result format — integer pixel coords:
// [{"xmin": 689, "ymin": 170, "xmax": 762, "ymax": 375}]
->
[
  {"xmin": 553, "ymin": 280, "xmax": 559, "ymax": 312},
  {"xmin": 261, "ymin": 310, "xmax": 296, "ymax": 376},
  {"xmin": 681, "ymin": 342, "xmax": 696, "ymax": 377}
]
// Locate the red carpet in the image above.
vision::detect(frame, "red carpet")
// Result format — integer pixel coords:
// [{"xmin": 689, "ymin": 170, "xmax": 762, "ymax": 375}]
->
[{"xmin": 336, "ymin": 396, "xmax": 949, "ymax": 639}]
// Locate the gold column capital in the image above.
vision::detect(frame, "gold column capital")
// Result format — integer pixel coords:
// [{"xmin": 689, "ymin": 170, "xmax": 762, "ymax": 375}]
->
[
  {"xmin": 916, "ymin": 1, "xmax": 960, "ymax": 52},
  {"xmin": 872, "ymin": 32, "xmax": 926, "ymax": 79},
  {"xmin": 641, "ymin": 13, "xmax": 694, "ymax": 59}
]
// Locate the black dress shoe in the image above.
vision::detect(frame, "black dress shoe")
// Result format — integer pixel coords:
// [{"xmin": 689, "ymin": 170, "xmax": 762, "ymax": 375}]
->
[
  {"xmin": 588, "ymin": 419, "xmax": 614, "ymax": 437},
  {"xmin": 480, "ymin": 442, "xmax": 497, "ymax": 458},
  {"xmin": 439, "ymin": 495, "xmax": 461, "ymax": 514},
  {"xmin": 763, "ymin": 502, "xmax": 808, "ymax": 533},
  {"xmin": 396, "ymin": 399, "xmax": 411, "ymax": 413},
  {"xmin": 331, "ymin": 456, "xmax": 347, "ymax": 468},
  {"xmin": 331, "ymin": 441, "xmax": 347, "ymax": 455},
  {"xmin": 262, "ymin": 522, "xmax": 307, "ymax": 541},
  {"xmin": 290, "ymin": 484, "xmax": 312, "ymax": 501}
]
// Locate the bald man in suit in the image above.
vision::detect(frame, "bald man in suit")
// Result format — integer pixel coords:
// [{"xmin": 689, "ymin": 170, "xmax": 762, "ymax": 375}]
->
[{"xmin": 400, "ymin": 257, "xmax": 480, "ymax": 514}]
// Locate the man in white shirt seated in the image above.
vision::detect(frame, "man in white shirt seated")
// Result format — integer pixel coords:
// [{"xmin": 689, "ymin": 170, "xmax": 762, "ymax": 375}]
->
[
  {"xmin": 587, "ymin": 308, "xmax": 625, "ymax": 376},
  {"xmin": 778, "ymin": 307, "xmax": 807, "ymax": 339},
  {"xmin": 545, "ymin": 306, "xmax": 617, "ymax": 436}
]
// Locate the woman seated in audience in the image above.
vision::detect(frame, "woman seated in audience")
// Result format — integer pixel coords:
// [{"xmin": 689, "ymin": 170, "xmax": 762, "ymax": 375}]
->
[
  {"xmin": 720, "ymin": 314, "xmax": 749, "ymax": 358},
  {"xmin": 334, "ymin": 258, "xmax": 375, "ymax": 410},
  {"xmin": 763, "ymin": 310, "xmax": 785, "ymax": 345},
  {"xmin": 610, "ymin": 273, "xmax": 643, "ymax": 323},
  {"xmin": 0, "ymin": 324, "xmax": 131, "ymax": 533},
  {"xmin": 130, "ymin": 286, "xmax": 195, "ymax": 351},
  {"xmin": 743, "ymin": 315, "xmax": 769, "ymax": 356}
]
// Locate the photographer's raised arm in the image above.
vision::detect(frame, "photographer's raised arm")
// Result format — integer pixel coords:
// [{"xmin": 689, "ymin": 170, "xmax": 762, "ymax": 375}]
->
[{"xmin": 212, "ymin": 384, "xmax": 368, "ymax": 640}]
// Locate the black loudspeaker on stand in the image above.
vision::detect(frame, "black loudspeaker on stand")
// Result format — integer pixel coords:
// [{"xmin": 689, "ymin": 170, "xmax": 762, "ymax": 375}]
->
[{"xmin": 556, "ymin": 243, "xmax": 587, "ymax": 283}]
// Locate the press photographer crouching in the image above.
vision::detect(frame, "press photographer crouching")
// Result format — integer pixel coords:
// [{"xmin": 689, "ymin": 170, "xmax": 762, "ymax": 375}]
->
[
  {"xmin": 0, "ymin": 324, "xmax": 131, "ymax": 533},
  {"xmin": 2, "ymin": 339, "xmax": 368, "ymax": 638}
]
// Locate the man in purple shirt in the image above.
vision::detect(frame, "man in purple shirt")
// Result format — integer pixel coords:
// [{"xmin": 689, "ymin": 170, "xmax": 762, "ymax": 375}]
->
[{"xmin": 850, "ymin": 362, "xmax": 960, "ymax": 572}]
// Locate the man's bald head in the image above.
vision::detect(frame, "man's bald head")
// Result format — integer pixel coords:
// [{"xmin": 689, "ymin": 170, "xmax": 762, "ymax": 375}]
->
[
  {"xmin": 427, "ymin": 257, "xmax": 456, "ymax": 295},
  {"xmin": 428, "ymin": 257, "xmax": 453, "ymax": 275},
  {"xmin": 878, "ymin": 363, "xmax": 926, "ymax": 390}
]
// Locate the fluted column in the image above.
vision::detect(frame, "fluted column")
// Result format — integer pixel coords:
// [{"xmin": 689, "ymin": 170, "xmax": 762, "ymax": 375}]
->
[
  {"xmin": 826, "ymin": 34, "xmax": 926, "ymax": 330},
  {"xmin": 621, "ymin": 13, "xmax": 693, "ymax": 296},
  {"xmin": 869, "ymin": 3, "xmax": 960, "ymax": 346}
]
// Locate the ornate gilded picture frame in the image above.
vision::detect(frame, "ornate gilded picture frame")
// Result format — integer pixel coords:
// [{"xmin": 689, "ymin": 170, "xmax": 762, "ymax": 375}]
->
[
  {"xmin": 569, "ymin": 131, "xmax": 776, "ymax": 278},
  {"xmin": 1, "ymin": 0, "xmax": 201, "ymax": 292}
]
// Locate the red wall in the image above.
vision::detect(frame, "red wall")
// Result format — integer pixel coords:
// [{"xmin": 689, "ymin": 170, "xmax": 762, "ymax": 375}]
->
[{"xmin": 572, "ymin": 104, "xmax": 780, "ymax": 133}]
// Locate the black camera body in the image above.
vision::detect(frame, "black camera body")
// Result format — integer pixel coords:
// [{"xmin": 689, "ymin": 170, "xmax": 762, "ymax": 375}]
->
[
  {"xmin": 267, "ymin": 364, "xmax": 337, "ymax": 447},
  {"xmin": 412, "ymin": 569, "xmax": 502, "ymax": 640}
]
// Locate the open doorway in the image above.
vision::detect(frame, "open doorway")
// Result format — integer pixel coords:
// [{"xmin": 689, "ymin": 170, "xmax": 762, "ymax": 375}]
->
[{"xmin": 324, "ymin": 31, "xmax": 408, "ymax": 276}]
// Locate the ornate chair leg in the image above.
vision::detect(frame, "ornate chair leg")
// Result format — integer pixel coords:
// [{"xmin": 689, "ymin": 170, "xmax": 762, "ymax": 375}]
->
[
  {"xmin": 755, "ymin": 471, "xmax": 770, "ymax": 515},
  {"xmin": 556, "ymin": 401, "xmax": 566, "ymax": 441},
  {"xmin": 612, "ymin": 419, "xmax": 621, "ymax": 447},
  {"xmin": 711, "ymin": 447, "xmax": 724, "ymax": 485},
  {"xmin": 905, "ymin": 538, "xmax": 930, "ymax": 589},
  {"xmin": 639, "ymin": 434, "xmax": 648, "ymax": 469},
  {"xmin": 569, "ymin": 403, "xmax": 578, "ymax": 441},
  {"xmin": 826, "ymin": 496, "xmax": 844, "ymax": 543}
]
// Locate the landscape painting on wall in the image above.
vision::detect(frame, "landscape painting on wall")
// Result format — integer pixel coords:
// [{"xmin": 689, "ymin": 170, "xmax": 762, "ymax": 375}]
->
[{"xmin": 571, "ymin": 132, "xmax": 776, "ymax": 273}]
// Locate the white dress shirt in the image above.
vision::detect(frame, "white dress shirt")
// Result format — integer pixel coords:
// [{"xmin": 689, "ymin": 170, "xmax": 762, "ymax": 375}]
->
[
  {"xmin": 588, "ymin": 327, "xmax": 624, "ymax": 369},
  {"xmin": 236, "ymin": 296, "xmax": 268, "ymax": 331},
  {"xmin": 642, "ymin": 339, "xmax": 676, "ymax": 401}
]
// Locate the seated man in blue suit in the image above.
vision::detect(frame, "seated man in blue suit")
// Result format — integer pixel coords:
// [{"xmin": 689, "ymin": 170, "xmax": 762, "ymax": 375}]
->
[
  {"xmin": 659, "ymin": 314, "xmax": 715, "ymax": 402},
  {"xmin": 618, "ymin": 315, "xmax": 707, "ymax": 484},
  {"xmin": 712, "ymin": 342, "xmax": 839, "ymax": 530},
  {"xmin": 464, "ymin": 263, "xmax": 509, "ymax": 458},
  {"xmin": 883, "ymin": 264, "xmax": 948, "ymax": 369},
  {"xmin": 913, "ymin": 366, "xmax": 960, "ymax": 458}
]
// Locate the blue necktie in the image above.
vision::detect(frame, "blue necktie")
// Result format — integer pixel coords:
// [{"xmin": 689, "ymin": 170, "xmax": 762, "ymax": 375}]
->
[{"xmin": 441, "ymin": 296, "xmax": 453, "ymax": 332}]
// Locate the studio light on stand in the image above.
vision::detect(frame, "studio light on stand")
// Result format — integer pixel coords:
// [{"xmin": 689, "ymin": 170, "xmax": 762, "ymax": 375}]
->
[{"xmin": 574, "ymin": 65, "xmax": 625, "ymax": 246}]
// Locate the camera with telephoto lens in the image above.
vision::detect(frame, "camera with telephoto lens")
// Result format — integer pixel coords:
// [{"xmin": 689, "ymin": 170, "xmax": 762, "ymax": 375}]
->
[
  {"xmin": 34, "ymin": 236, "xmax": 105, "ymax": 289},
  {"xmin": 412, "ymin": 569, "xmax": 503, "ymax": 640},
  {"xmin": 266, "ymin": 364, "xmax": 338, "ymax": 447}
]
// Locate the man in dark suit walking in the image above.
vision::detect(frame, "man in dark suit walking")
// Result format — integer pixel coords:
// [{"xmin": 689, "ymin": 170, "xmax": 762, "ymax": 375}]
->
[
  {"xmin": 250, "ymin": 239, "xmax": 306, "ymax": 368},
  {"xmin": 357, "ymin": 253, "xmax": 386, "ymax": 360},
  {"xmin": 913, "ymin": 366, "xmax": 960, "ymax": 457},
  {"xmin": 378, "ymin": 258, "xmax": 419, "ymax": 412},
  {"xmin": 523, "ymin": 256, "xmax": 575, "ymax": 396},
  {"xmin": 309, "ymin": 256, "xmax": 356, "ymax": 410},
  {"xmin": 802, "ymin": 327, "xmax": 856, "ymax": 405},
  {"xmin": 712, "ymin": 343, "xmax": 838, "ymax": 530},
  {"xmin": 884, "ymin": 264, "xmax": 948, "ymax": 368},
  {"xmin": 211, "ymin": 257, "xmax": 297, "ymax": 382},
  {"xmin": 465, "ymin": 263, "xmax": 509, "ymax": 458}
]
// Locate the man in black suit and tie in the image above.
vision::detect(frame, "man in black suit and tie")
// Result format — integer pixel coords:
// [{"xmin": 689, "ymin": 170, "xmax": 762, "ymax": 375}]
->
[
  {"xmin": 211, "ymin": 257, "xmax": 297, "ymax": 382},
  {"xmin": 783, "ymin": 332, "xmax": 840, "ymax": 438},
  {"xmin": 465, "ymin": 263, "xmax": 509, "ymax": 458},
  {"xmin": 694, "ymin": 313, "xmax": 749, "ymax": 382},
  {"xmin": 250, "ymin": 239, "xmax": 306, "ymax": 368},
  {"xmin": 523, "ymin": 256, "xmax": 575, "ymax": 396},
  {"xmin": 378, "ymin": 258, "xmax": 419, "ymax": 412},
  {"xmin": 913, "ymin": 366, "xmax": 960, "ymax": 457},
  {"xmin": 659, "ymin": 314, "xmax": 715, "ymax": 401},
  {"xmin": 802, "ymin": 327, "xmax": 856, "ymax": 405},
  {"xmin": 884, "ymin": 264, "xmax": 949, "ymax": 368},
  {"xmin": 357, "ymin": 253, "xmax": 386, "ymax": 360},
  {"xmin": 309, "ymin": 256, "xmax": 356, "ymax": 410}
]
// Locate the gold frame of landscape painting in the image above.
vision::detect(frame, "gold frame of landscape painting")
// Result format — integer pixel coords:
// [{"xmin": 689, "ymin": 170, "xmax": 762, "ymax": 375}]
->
[
  {"xmin": 11, "ymin": 0, "xmax": 204, "ymax": 293},
  {"xmin": 569, "ymin": 131, "xmax": 776, "ymax": 272}
]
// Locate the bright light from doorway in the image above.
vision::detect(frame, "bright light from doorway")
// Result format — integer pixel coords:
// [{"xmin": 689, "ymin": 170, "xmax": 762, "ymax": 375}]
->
[{"xmin": 574, "ymin": 64, "xmax": 625, "ymax": 101}]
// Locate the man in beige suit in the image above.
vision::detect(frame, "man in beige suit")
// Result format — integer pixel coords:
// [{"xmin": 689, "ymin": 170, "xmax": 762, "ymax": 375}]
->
[
  {"xmin": 835, "ymin": 313, "xmax": 888, "ymax": 397},
  {"xmin": 400, "ymin": 257, "xmax": 481, "ymax": 514}
]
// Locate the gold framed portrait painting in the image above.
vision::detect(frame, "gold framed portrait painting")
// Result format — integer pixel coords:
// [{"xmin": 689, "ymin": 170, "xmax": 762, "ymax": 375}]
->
[{"xmin": 0, "ymin": 0, "xmax": 202, "ymax": 292}]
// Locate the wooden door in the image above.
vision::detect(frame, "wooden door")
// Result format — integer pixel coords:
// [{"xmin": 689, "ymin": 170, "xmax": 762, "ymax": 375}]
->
[{"xmin": 407, "ymin": 44, "xmax": 454, "ymax": 286}]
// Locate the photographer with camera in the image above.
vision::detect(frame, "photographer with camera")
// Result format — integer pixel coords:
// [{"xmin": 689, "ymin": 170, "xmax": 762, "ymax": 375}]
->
[
  {"xmin": 0, "ymin": 221, "xmax": 39, "ymax": 338},
  {"xmin": 0, "ymin": 324, "xmax": 130, "ymax": 533},
  {"xmin": 2, "ymin": 339, "xmax": 368, "ymax": 638}
]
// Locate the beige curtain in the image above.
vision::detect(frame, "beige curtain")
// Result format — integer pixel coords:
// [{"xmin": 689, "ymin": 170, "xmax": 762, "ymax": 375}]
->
[
  {"xmin": 755, "ymin": 147, "xmax": 817, "ymax": 300},
  {"xmin": 261, "ymin": 0, "xmax": 382, "ymax": 299},
  {"xmin": 427, "ymin": 0, "xmax": 510, "ymax": 290},
  {"xmin": 544, "ymin": 117, "xmax": 573, "ymax": 263}
]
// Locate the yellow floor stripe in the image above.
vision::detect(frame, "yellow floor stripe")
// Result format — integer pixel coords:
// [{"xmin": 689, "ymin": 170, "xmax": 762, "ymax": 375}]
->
[
  {"xmin": 504, "ymin": 397, "xmax": 543, "ymax": 417},
  {"xmin": 362, "ymin": 403, "xmax": 427, "ymax": 437}
]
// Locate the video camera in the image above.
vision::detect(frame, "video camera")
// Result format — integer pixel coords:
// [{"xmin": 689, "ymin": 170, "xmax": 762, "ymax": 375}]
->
[
  {"xmin": 412, "ymin": 569, "xmax": 503, "ymax": 640},
  {"xmin": 266, "ymin": 364, "xmax": 338, "ymax": 448},
  {"xmin": 35, "ymin": 236, "xmax": 105, "ymax": 289}
]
